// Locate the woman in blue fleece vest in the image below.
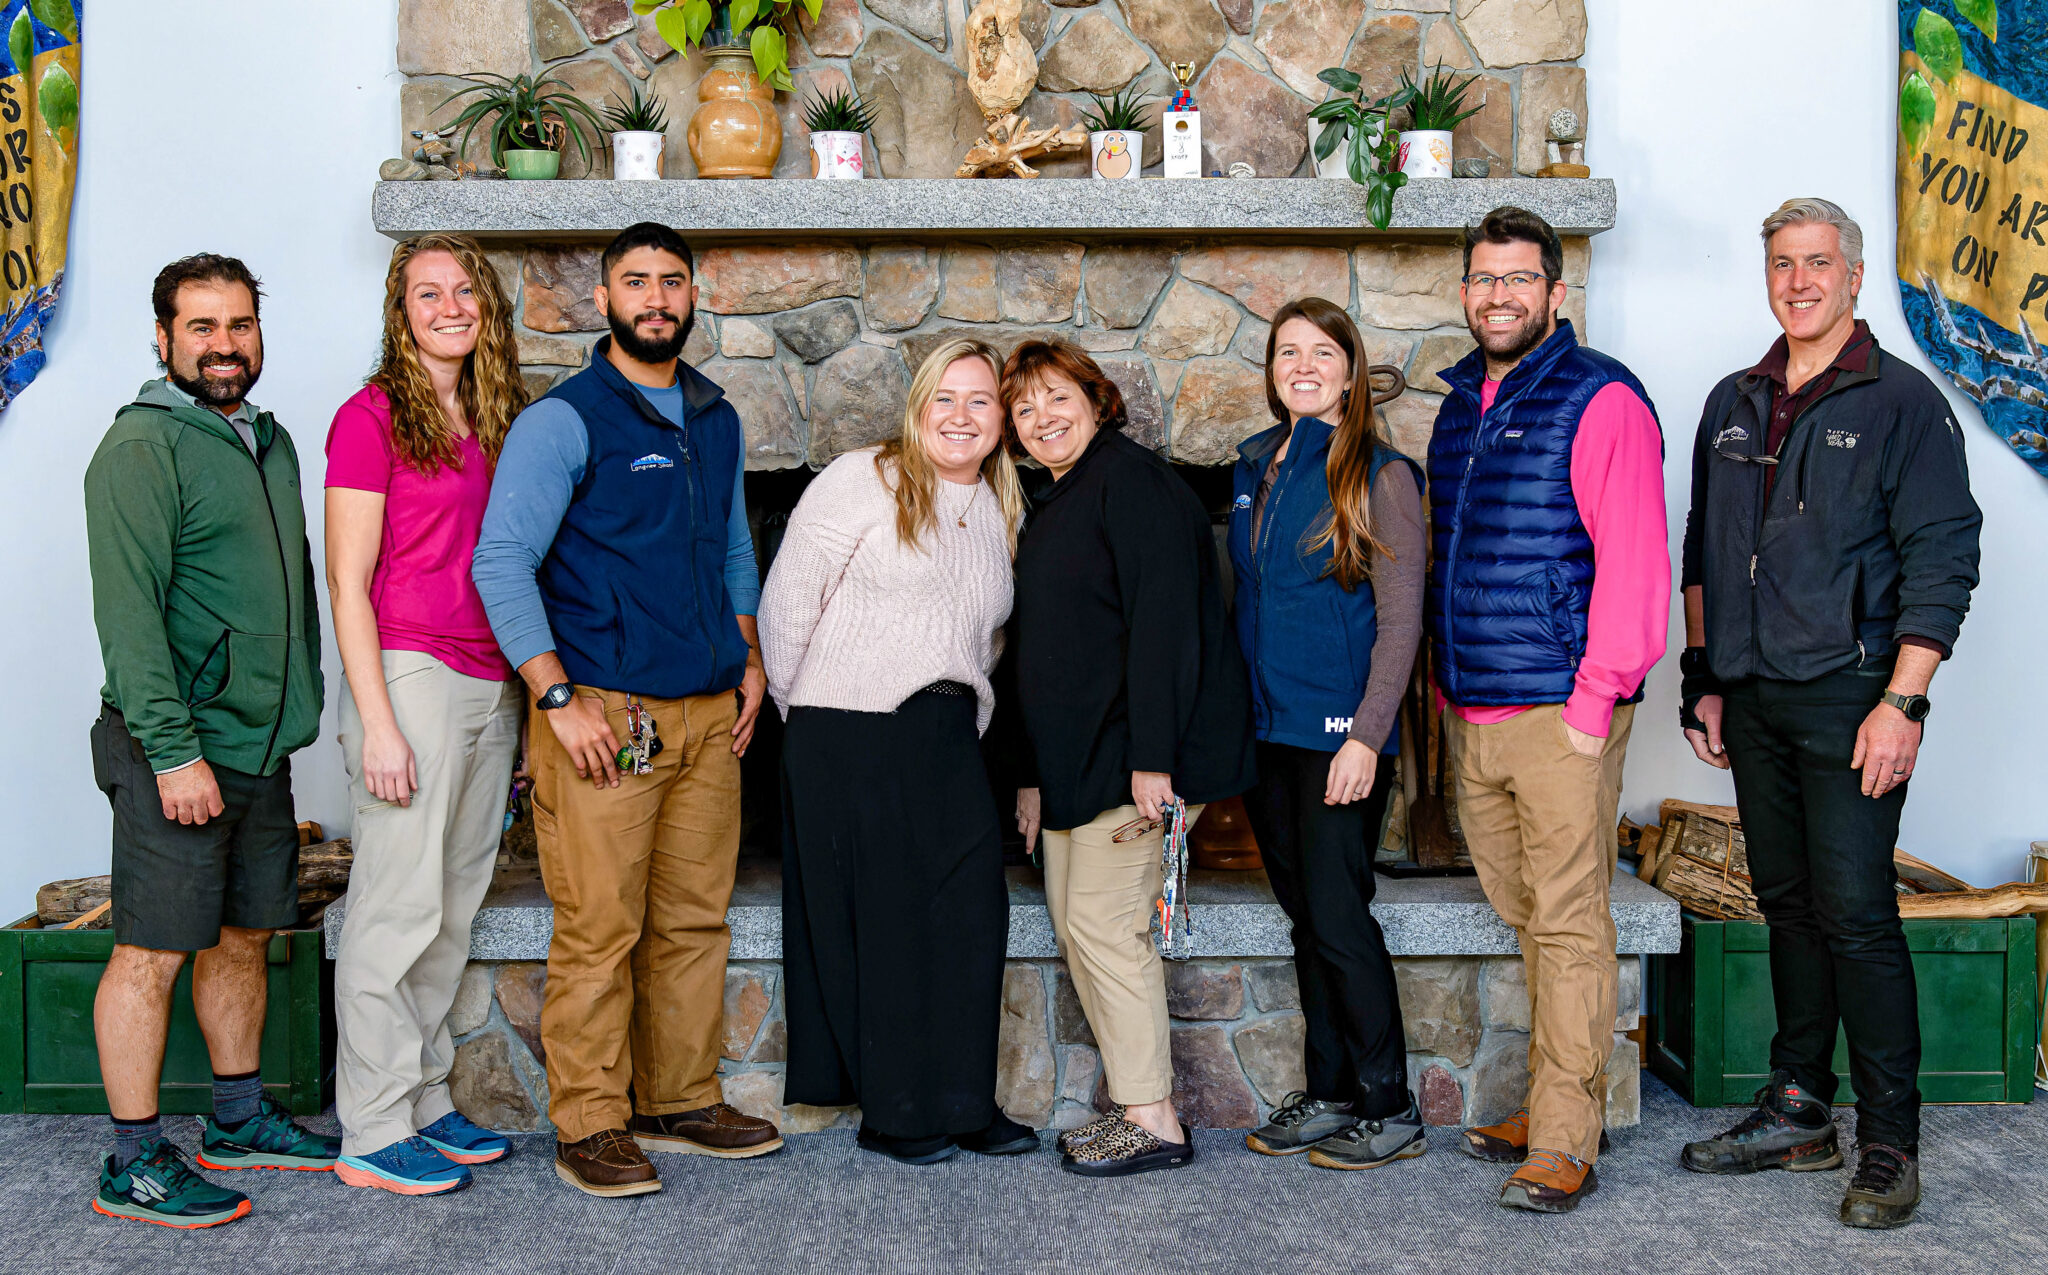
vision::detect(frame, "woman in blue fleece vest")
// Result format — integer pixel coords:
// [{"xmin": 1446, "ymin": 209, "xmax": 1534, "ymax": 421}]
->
[{"xmin": 1228, "ymin": 298, "xmax": 1429, "ymax": 1171}]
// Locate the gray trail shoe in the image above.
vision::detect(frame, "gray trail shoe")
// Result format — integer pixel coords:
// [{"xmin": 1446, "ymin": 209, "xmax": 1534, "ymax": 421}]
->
[
  {"xmin": 1840, "ymin": 1143, "xmax": 1919, "ymax": 1229},
  {"xmin": 1681, "ymin": 1071, "xmax": 1840, "ymax": 1175},
  {"xmin": 1246, "ymin": 1092, "xmax": 1358, "ymax": 1156},
  {"xmin": 1307, "ymin": 1097, "xmax": 1426, "ymax": 1171}
]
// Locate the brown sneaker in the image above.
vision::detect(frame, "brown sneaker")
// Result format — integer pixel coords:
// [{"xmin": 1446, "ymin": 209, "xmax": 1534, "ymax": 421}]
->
[
  {"xmin": 1460, "ymin": 1109, "xmax": 1608, "ymax": 1164},
  {"xmin": 1499, "ymin": 1148, "xmax": 1599, "ymax": 1213},
  {"xmin": 555, "ymin": 1129, "xmax": 662, "ymax": 1198},
  {"xmin": 630, "ymin": 1105, "xmax": 784, "ymax": 1159}
]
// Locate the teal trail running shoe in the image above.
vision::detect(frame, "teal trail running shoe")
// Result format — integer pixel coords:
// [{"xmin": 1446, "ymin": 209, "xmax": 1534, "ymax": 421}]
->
[
  {"xmin": 199, "ymin": 1094, "xmax": 341, "ymax": 1171},
  {"xmin": 94, "ymin": 1138, "xmax": 252, "ymax": 1229},
  {"xmin": 336, "ymin": 1137, "xmax": 474, "ymax": 1195},
  {"xmin": 419, "ymin": 1111, "xmax": 513, "ymax": 1164}
]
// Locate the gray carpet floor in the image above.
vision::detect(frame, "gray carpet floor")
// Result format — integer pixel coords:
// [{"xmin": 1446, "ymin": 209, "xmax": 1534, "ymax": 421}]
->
[{"xmin": 6, "ymin": 1075, "xmax": 2042, "ymax": 1275}]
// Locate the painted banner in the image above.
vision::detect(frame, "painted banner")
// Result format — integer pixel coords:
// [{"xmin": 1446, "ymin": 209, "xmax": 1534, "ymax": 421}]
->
[
  {"xmin": 1897, "ymin": 2, "xmax": 2048, "ymax": 477},
  {"xmin": 0, "ymin": 0, "xmax": 75, "ymax": 413}
]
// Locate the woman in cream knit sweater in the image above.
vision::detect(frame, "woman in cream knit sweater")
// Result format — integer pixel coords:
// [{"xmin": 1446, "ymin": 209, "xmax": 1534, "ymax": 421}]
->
[{"xmin": 758, "ymin": 339, "xmax": 1033, "ymax": 1165}]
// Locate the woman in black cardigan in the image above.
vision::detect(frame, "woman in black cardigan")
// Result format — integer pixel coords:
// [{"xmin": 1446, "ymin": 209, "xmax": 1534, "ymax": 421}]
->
[{"xmin": 1004, "ymin": 339, "xmax": 1254, "ymax": 1178}]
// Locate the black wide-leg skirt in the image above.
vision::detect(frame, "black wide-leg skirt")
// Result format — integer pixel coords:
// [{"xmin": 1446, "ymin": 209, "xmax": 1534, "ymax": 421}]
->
[{"xmin": 779, "ymin": 686, "xmax": 1008, "ymax": 1138}]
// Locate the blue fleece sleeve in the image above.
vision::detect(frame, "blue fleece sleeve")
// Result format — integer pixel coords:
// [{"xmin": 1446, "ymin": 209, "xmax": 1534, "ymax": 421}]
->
[
  {"xmin": 473, "ymin": 398, "xmax": 588, "ymax": 672},
  {"xmin": 724, "ymin": 444, "xmax": 760, "ymax": 616}
]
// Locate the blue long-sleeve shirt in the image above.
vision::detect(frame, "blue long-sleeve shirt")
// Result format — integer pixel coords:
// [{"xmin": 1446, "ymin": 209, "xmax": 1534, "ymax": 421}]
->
[{"xmin": 472, "ymin": 387, "xmax": 760, "ymax": 674}]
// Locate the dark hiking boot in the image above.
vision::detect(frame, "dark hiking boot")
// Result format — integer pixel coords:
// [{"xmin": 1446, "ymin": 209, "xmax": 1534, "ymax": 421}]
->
[
  {"xmin": 1840, "ymin": 1143, "xmax": 1919, "ymax": 1230},
  {"xmin": 1499, "ymin": 1149, "xmax": 1598, "ymax": 1213},
  {"xmin": 630, "ymin": 1104, "xmax": 783, "ymax": 1159},
  {"xmin": 1306, "ymin": 1097, "xmax": 1426, "ymax": 1171},
  {"xmin": 1459, "ymin": 1108, "xmax": 1608, "ymax": 1164},
  {"xmin": 1246, "ymin": 1092, "xmax": 1357, "ymax": 1156},
  {"xmin": 1680, "ymin": 1071, "xmax": 1840, "ymax": 1175},
  {"xmin": 556, "ymin": 1129, "xmax": 661, "ymax": 1197}
]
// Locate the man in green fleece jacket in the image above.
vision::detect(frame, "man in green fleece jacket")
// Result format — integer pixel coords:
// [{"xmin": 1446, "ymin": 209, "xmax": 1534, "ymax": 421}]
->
[{"xmin": 82, "ymin": 255, "xmax": 337, "ymax": 1230}]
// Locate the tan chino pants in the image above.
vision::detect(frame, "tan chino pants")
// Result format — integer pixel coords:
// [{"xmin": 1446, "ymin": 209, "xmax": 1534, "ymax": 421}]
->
[
  {"xmin": 532, "ymin": 687, "xmax": 742, "ymax": 1142},
  {"xmin": 1445, "ymin": 703, "xmax": 1634, "ymax": 1163},
  {"xmin": 1042, "ymin": 803, "xmax": 1204, "ymax": 1108}
]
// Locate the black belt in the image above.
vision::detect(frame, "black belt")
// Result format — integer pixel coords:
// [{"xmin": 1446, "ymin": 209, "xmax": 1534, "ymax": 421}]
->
[{"xmin": 920, "ymin": 680, "xmax": 974, "ymax": 697}]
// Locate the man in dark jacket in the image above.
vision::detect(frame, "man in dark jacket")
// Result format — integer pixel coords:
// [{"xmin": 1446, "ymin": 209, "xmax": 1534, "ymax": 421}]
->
[
  {"xmin": 1677, "ymin": 198, "xmax": 1981, "ymax": 1231},
  {"xmin": 84, "ymin": 255, "xmax": 339, "ymax": 1229},
  {"xmin": 473, "ymin": 223, "xmax": 781, "ymax": 1196}
]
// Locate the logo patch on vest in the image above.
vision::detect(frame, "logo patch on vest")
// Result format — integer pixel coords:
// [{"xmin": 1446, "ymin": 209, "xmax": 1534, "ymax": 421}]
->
[
  {"xmin": 1503, "ymin": 430, "xmax": 1524, "ymax": 439},
  {"xmin": 1713, "ymin": 424, "xmax": 1750, "ymax": 448},
  {"xmin": 1825, "ymin": 429, "xmax": 1860, "ymax": 450},
  {"xmin": 1325, "ymin": 716, "xmax": 1353, "ymax": 733},
  {"xmin": 1231, "ymin": 494, "xmax": 1252, "ymax": 510},
  {"xmin": 629, "ymin": 453, "xmax": 675, "ymax": 471}
]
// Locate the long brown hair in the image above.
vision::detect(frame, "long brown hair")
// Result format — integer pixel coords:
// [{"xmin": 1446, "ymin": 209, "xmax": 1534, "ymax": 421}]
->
[
  {"xmin": 1264, "ymin": 297, "xmax": 1405, "ymax": 591},
  {"xmin": 877, "ymin": 339, "xmax": 1027, "ymax": 556},
  {"xmin": 369, "ymin": 233, "xmax": 526, "ymax": 472}
]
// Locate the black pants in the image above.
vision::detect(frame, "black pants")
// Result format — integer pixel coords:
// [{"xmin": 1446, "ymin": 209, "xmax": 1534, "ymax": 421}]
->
[
  {"xmin": 779, "ymin": 689, "xmax": 1008, "ymax": 1139},
  {"xmin": 1721, "ymin": 667, "xmax": 1919, "ymax": 1149},
  {"xmin": 1242, "ymin": 741, "xmax": 1409, "ymax": 1119}
]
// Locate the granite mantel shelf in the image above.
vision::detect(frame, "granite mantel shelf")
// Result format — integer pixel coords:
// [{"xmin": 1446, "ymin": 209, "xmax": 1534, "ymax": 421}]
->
[
  {"xmin": 323, "ymin": 863, "xmax": 1678, "ymax": 962},
  {"xmin": 371, "ymin": 177, "xmax": 1617, "ymax": 242}
]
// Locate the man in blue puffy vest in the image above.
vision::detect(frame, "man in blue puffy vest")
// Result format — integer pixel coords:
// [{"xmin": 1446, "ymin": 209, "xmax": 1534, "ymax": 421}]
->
[
  {"xmin": 473, "ymin": 223, "xmax": 783, "ymax": 1197},
  {"xmin": 1426, "ymin": 207, "xmax": 1670, "ymax": 1212}
]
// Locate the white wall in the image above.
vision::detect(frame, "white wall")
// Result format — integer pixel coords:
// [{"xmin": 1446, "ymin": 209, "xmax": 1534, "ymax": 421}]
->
[
  {"xmin": 0, "ymin": 2, "xmax": 397, "ymax": 914},
  {"xmin": 1588, "ymin": 0, "xmax": 2047, "ymax": 885},
  {"xmin": 2, "ymin": 2, "xmax": 2039, "ymax": 916}
]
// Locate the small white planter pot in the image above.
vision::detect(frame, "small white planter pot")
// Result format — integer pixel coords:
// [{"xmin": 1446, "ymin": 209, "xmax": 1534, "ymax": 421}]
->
[
  {"xmin": 611, "ymin": 130, "xmax": 665, "ymax": 180},
  {"xmin": 1089, "ymin": 130, "xmax": 1144, "ymax": 180},
  {"xmin": 809, "ymin": 130, "xmax": 865, "ymax": 178},
  {"xmin": 1396, "ymin": 129, "xmax": 1455, "ymax": 180},
  {"xmin": 1309, "ymin": 116, "xmax": 1384, "ymax": 179}
]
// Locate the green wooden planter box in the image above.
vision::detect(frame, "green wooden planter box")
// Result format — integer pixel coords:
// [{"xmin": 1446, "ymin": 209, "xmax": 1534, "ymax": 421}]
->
[
  {"xmin": 0, "ymin": 918, "xmax": 334, "ymax": 1116},
  {"xmin": 1649, "ymin": 914, "xmax": 2036, "ymax": 1106}
]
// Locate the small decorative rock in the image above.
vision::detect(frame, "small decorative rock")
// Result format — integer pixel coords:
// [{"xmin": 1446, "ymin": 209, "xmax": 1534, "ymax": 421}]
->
[
  {"xmin": 1452, "ymin": 157, "xmax": 1489, "ymax": 178},
  {"xmin": 1227, "ymin": 162, "xmax": 1254, "ymax": 179},
  {"xmin": 380, "ymin": 157, "xmax": 429, "ymax": 181}
]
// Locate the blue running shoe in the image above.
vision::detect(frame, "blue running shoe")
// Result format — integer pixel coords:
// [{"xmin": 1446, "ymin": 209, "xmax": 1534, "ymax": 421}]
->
[
  {"xmin": 199, "ymin": 1095, "xmax": 341, "ymax": 1172},
  {"xmin": 95, "ymin": 1138, "xmax": 252, "ymax": 1229},
  {"xmin": 336, "ymin": 1137, "xmax": 474, "ymax": 1195},
  {"xmin": 418, "ymin": 1111, "xmax": 513, "ymax": 1165}
]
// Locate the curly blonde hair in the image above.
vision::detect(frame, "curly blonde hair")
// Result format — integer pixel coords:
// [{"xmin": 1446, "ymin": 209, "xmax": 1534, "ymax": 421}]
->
[
  {"xmin": 877, "ymin": 339, "xmax": 1026, "ymax": 556},
  {"xmin": 370, "ymin": 233, "xmax": 526, "ymax": 471}
]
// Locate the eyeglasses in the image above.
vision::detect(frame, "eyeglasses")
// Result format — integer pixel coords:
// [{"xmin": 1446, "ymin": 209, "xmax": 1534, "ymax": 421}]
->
[{"xmin": 1461, "ymin": 271, "xmax": 1555, "ymax": 292}]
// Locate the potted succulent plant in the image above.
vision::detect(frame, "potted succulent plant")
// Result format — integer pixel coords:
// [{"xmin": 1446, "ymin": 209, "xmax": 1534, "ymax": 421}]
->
[
  {"xmin": 1397, "ymin": 63, "xmax": 1482, "ymax": 181},
  {"xmin": 604, "ymin": 82, "xmax": 672, "ymax": 180},
  {"xmin": 439, "ymin": 71, "xmax": 606, "ymax": 180},
  {"xmin": 636, "ymin": 0, "xmax": 823, "ymax": 178},
  {"xmin": 801, "ymin": 87, "xmax": 877, "ymax": 179},
  {"xmin": 1308, "ymin": 66, "xmax": 1415, "ymax": 228},
  {"xmin": 1079, "ymin": 84, "xmax": 1155, "ymax": 182}
]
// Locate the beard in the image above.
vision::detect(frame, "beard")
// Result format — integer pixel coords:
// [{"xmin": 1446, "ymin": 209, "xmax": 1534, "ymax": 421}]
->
[
  {"xmin": 608, "ymin": 301, "xmax": 694, "ymax": 364},
  {"xmin": 1468, "ymin": 296, "xmax": 1553, "ymax": 365},
  {"xmin": 168, "ymin": 348, "xmax": 261, "ymax": 406}
]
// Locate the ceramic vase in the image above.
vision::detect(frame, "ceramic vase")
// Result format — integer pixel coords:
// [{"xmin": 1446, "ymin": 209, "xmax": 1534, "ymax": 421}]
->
[
  {"xmin": 809, "ymin": 130, "xmax": 864, "ymax": 178},
  {"xmin": 1088, "ymin": 130, "xmax": 1144, "ymax": 180},
  {"xmin": 611, "ymin": 130, "xmax": 665, "ymax": 180},
  {"xmin": 502, "ymin": 148, "xmax": 561, "ymax": 180},
  {"xmin": 688, "ymin": 46, "xmax": 781, "ymax": 179},
  {"xmin": 1397, "ymin": 129, "xmax": 1455, "ymax": 179}
]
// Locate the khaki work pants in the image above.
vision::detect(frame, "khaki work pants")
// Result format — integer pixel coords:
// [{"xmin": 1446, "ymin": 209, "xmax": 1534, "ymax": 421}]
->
[
  {"xmin": 532, "ymin": 687, "xmax": 741, "ymax": 1142},
  {"xmin": 334, "ymin": 652, "xmax": 522, "ymax": 1157},
  {"xmin": 1445, "ymin": 703, "xmax": 1634, "ymax": 1163},
  {"xmin": 1041, "ymin": 803, "xmax": 1204, "ymax": 1108}
]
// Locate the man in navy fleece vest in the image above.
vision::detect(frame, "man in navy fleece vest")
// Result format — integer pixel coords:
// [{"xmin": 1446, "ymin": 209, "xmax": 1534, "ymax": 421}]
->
[{"xmin": 473, "ymin": 223, "xmax": 783, "ymax": 1197}]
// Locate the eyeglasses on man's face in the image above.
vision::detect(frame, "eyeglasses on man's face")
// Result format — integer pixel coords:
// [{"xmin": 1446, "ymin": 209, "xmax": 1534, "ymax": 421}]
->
[{"xmin": 1461, "ymin": 271, "xmax": 1555, "ymax": 293}]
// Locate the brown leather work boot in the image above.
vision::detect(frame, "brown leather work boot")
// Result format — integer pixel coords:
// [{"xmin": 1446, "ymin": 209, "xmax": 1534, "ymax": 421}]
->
[
  {"xmin": 556, "ymin": 1129, "xmax": 662, "ymax": 1198},
  {"xmin": 1499, "ymin": 1148, "xmax": 1598, "ymax": 1213},
  {"xmin": 630, "ymin": 1104, "xmax": 784, "ymax": 1159},
  {"xmin": 1460, "ymin": 1109, "xmax": 1608, "ymax": 1164}
]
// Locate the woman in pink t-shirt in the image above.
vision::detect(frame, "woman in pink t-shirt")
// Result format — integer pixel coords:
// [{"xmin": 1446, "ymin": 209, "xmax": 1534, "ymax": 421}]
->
[{"xmin": 324, "ymin": 233, "xmax": 528, "ymax": 1194}]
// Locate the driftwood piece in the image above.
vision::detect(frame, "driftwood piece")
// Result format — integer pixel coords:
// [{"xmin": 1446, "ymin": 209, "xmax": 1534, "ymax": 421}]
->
[
  {"xmin": 955, "ymin": 111, "xmax": 1086, "ymax": 179},
  {"xmin": 964, "ymin": 0, "xmax": 1035, "ymax": 122},
  {"xmin": 1897, "ymin": 880, "xmax": 2048, "ymax": 919}
]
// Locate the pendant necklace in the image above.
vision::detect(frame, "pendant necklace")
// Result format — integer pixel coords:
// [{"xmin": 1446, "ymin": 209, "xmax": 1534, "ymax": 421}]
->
[{"xmin": 957, "ymin": 480, "xmax": 980, "ymax": 527}]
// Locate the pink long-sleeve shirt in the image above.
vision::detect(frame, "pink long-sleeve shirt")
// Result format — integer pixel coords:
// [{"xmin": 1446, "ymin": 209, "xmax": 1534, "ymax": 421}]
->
[{"xmin": 1448, "ymin": 377, "xmax": 1671, "ymax": 737}]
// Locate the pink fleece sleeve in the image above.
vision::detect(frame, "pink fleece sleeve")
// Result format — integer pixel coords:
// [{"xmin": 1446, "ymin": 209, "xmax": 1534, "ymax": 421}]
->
[{"xmin": 1561, "ymin": 381, "xmax": 1671, "ymax": 737}]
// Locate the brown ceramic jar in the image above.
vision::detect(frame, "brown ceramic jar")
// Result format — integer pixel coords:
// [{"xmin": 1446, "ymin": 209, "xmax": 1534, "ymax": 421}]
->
[{"xmin": 687, "ymin": 47, "xmax": 782, "ymax": 179}]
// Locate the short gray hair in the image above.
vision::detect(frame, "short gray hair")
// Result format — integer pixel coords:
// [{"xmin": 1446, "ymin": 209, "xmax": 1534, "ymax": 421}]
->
[{"xmin": 1761, "ymin": 197, "xmax": 1863, "ymax": 265}]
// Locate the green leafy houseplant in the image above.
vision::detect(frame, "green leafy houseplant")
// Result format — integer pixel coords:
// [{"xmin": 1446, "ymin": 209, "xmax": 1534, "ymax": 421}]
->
[
  {"xmin": 1078, "ymin": 83, "xmax": 1157, "ymax": 135},
  {"xmin": 1401, "ymin": 62, "xmax": 1483, "ymax": 133},
  {"xmin": 441, "ymin": 71, "xmax": 608, "ymax": 170},
  {"xmin": 801, "ymin": 86, "xmax": 879, "ymax": 135},
  {"xmin": 633, "ymin": 0, "xmax": 824, "ymax": 93},
  {"xmin": 603, "ymin": 82, "xmax": 672, "ymax": 135},
  {"xmin": 1309, "ymin": 67, "xmax": 1415, "ymax": 230}
]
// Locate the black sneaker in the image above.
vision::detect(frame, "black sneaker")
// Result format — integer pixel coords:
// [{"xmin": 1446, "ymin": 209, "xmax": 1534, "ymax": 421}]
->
[
  {"xmin": 1680, "ymin": 1071, "xmax": 1840, "ymax": 1175},
  {"xmin": 1840, "ymin": 1143, "xmax": 1920, "ymax": 1229},
  {"xmin": 94, "ymin": 1138, "xmax": 252, "ymax": 1229},
  {"xmin": 856, "ymin": 1126, "xmax": 958, "ymax": 1165},
  {"xmin": 957, "ymin": 1112, "xmax": 1040, "ymax": 1156}
]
